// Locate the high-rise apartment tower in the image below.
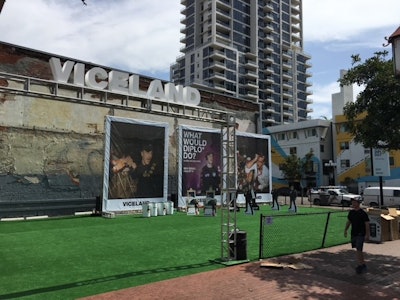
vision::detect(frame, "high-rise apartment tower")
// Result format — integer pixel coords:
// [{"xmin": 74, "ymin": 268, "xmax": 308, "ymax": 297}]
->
[{"xmin": 170, "ymin": 0, "xmax": 313, "ymax": 127}]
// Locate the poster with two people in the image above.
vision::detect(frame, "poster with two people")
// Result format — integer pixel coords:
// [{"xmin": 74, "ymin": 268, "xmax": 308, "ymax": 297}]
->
[
  {"xmin": 178, "ymin": 125, "xmax": 271, "ymax": 208},
  {"xmin": 103, "ymin": 116, "xmax": 169, "ymax": 211},
  {"xmin": 236, "ymin": 131, "xmax": 272, "ymax": 205}
]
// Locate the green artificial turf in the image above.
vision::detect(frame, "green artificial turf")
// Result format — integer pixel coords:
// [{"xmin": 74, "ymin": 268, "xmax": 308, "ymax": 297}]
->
[{"xmin": 0, "ymin": 205, "xmax": 348, "ymax": 299}]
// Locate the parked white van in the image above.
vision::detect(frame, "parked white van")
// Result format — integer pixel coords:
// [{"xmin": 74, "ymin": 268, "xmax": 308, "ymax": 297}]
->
[{"xmin": 362, "ymin": 187, "xmax": 400, "ymax": 208}]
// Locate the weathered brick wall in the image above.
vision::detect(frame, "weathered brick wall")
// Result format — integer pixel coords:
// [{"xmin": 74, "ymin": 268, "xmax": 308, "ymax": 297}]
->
[
  {"xmin": 0, "ymin": 42, "xmax": 258, "ymax": 204},
  {"xmin": 0, "ymin": 126, "xmax": 104, "ymax": 201}
]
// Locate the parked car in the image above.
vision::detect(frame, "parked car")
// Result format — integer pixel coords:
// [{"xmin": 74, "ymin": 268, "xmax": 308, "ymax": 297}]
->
[
  {"xmin": 310, "ymin": 187, "xmax": 362, "ymax": 206},
  {"xmin": 362, "ymin": 186, "xmax": 400, "ymax": 208}
]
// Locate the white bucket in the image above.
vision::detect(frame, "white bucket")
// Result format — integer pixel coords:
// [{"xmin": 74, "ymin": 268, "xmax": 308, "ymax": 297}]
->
[
  {"xmin": 157, "ymin": 202, "xmax": 166, "ymax": 216},
  {"xmin": 150, "ymin": 202, "xmax": 158, "ymax": 217},
  {"xmin": 166, "ymin": 201, "xmax": 174, "ymax": 215},
  {"xmin": 142, "ymin": 203, "xmax": 151, "ymax": 218}
]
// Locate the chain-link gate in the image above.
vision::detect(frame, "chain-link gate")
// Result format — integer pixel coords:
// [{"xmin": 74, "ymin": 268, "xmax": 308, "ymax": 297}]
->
[{"xmin": 259, "ymin": 211, "xmax": 349, "ymax": 259}]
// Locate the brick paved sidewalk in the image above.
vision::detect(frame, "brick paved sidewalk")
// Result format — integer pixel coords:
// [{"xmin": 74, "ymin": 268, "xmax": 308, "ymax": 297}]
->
[{"xmin": 81, "ymin": 239, "xmax": 400, "ymax": 300}]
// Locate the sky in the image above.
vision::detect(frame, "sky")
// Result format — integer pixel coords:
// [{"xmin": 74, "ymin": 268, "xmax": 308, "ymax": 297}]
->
[{"xmin": 0, "ymin": 0, "xmax": 399, "ymax": 119}]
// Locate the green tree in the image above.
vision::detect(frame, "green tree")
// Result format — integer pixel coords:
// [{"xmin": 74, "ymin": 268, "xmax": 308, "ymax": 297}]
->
[
  {"xmin": 280, "ymin": 154, "xmax": 302, "ymax": 183},
  {"xmin": 280, "ymin": 150, "xmax": 314, "ymax": 193},
  {"xmin": 339, "ymin": 51, "xmax": 400, "ymax": 150}
]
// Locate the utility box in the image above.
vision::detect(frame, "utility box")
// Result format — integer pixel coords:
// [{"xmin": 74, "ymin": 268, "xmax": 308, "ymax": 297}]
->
[{"xmin": 368, "ymin": 210, "xmax": 385, "ymax": 243}]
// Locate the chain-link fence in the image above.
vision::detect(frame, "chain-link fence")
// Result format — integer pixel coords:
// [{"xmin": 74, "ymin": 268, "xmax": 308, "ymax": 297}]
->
[{"xmin": 259, "ymin": 211, "xmax": 349, "ymax": 259}]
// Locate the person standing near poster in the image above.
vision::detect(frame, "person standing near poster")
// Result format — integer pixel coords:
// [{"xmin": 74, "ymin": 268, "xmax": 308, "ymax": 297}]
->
[
  {"xmin": 243, "ymin": 158, "xmax": 257, "ymax": 214},
  {"xmin": 130, "ymin": 143, "xmax": 162, "ymax": 198},
  {"xmin": 243, "ymin": 170, "xmax": 256, "ymax": 214},
  {"xmin": 289, "ymin": 185, "xmax": 297, "ymax": 212},
  {"xmin": 200, "ymin": 152, "xmax": 221, "ymax": 194},
  {"xmin": 271, "ymin": 187, "xmax": 280, "ymax": 210}
]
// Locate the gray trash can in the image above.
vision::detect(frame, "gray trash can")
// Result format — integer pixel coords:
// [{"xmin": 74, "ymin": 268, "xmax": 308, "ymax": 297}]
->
[{"xmin": 229, "ymin": 231, "xmax": 247, "ymax": 260}]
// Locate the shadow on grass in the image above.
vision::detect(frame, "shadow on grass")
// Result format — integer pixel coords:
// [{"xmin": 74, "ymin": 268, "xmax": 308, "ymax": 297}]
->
[
  {"xmin": 242, "ymin": 248, "xmax": 400, "ymax": 300},
  {"xmin": 0, "ymin": 261, "xmax": 219, "ymax": 299}
]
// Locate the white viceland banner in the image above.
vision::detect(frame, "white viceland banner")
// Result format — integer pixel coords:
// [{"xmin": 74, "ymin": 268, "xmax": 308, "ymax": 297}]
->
[{"xmin": 102, "ymin": 116, "xmax": 169, "ymax": 211}]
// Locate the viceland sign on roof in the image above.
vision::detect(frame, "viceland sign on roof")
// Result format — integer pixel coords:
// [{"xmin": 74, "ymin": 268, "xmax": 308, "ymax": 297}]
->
[{"xmin": 49, "ymin": 57, "xmax": 201, "ymax": 106}]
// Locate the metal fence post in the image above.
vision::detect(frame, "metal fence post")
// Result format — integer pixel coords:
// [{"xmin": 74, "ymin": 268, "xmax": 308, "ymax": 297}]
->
[{"xmin": 321, "ymin": 212, "xmax": 332, "ymax": 248}]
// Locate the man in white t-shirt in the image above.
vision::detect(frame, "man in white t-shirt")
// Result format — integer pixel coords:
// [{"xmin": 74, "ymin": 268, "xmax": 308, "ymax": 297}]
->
[{"xmin": 245, "ymin": 154, "xmax": 269, "ymax": 192}]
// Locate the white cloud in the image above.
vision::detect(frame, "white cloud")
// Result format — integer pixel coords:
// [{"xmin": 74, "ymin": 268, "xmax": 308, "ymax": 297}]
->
[
  {"xmin": 308, "ymin": 81, "xmax": 337, "ymax": 119},
  {"xmin": 303, "ymin": 0, "xmax": 400, "ymax": 120},
  {"xmin": 303, "ymin": 0, "xmax": 400, "ymax": 42},
  {"xmin": 309, "ymin": 80, "xmax": 365, "ymax": 120},
  {"xmin": 0, "ymin": 0, "xmax": 182, "ymax": 76},
  {"xmin": 0, "ymin": 0, "xmax": 398, "ymax": 120}
]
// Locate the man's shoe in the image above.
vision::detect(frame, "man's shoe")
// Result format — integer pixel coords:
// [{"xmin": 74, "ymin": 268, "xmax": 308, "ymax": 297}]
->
[{"xmin": 361, "ymin": 264, "xmax": 367, "ymax": 273}]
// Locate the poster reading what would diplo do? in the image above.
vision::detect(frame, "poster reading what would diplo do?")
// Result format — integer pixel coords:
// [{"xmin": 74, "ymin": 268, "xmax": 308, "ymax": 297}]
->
[{"xmin": 179, "ymin": 126, "xmax": 221, "ymax": 205}]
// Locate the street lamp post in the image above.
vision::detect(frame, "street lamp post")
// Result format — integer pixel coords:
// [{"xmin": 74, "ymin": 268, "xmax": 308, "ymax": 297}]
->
[{"xmin": 388, "ymin": 26, "xmax": 400, "ymax": 77}]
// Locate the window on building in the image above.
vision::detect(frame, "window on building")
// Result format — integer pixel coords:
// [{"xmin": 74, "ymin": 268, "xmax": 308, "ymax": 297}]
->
[
  {"xmin": 320, "ymin": 144, "xmax": 324, "ymax": 152},
  {"xmin": 306, "ymin": 128, "xmax": 317, "ymax": 137},
  {"xmin": 277, "ymin": 133, "xmax": 285, "ymax": 141},
  {"xmin": 340, "ymin": 141, "xmax": 349, "ymax": 150},
  {"xmin": 337, "ymin": 123, "xmax": 348, "ymax": 133},
  {"xmin": 390, "ymin": 156, "xmax": 394, "ymax": 166},
  {"xmin": 341, "ymin": 160, "xmax": 350, "ymax": 168},
  {"xmin": 290, "ymin": 147, "xmax": 297, "ymax": 155}
]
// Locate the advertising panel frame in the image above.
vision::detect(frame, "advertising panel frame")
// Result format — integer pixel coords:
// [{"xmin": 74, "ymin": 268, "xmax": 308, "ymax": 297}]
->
[
  {"xmin": 102, "ymin": 116, "xmax": 169, "ymax": 212},
  {"xmin": 236, "ymin": 131, "xmax": 272, "ymax": 204},
  {"xmin": 178, "ymin": 125, "xmax": 222, "ymax": 208}
]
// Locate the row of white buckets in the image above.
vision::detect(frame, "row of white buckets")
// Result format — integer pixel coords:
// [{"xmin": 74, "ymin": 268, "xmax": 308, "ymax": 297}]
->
[{"xmin": 142, "ymin": 201, "xmax": 174, "ymax": 217}]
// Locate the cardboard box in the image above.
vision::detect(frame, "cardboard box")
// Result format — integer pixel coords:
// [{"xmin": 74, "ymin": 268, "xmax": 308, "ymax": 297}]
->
[
  {"xmin": 381, "ymin": 214, "xmax": 397, "ymax": 241},
  {"xmin": 367, "ymin": 208, "xmax": 400, "ymax": 242},
  {"xmin": 387, "ymin": 208, "xmax": 400, "ymax": 240}
]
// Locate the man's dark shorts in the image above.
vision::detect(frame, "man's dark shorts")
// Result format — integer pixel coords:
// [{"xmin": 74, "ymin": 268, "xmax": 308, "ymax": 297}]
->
[{"xmin": 351, "ymin": 235, "xmax": 365, "ymax": 251}]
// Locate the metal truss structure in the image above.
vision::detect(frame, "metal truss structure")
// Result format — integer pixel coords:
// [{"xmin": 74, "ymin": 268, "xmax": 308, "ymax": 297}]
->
[{"xmin": 220, "ymin": 115, "xmax": 238, "ymax": 261}]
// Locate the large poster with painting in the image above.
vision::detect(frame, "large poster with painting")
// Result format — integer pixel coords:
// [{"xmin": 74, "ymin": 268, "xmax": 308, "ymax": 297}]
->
[
  {"xmin": 236, "ymin": 132, "xmax": 272, "ymax": 204},
  {"xmin": 102, "ymin": 116, "xmax": 168, "ymax": 211},
  {"xmin": 178, "ymin": 125, "xmax": 221, "ymax": 208}
]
